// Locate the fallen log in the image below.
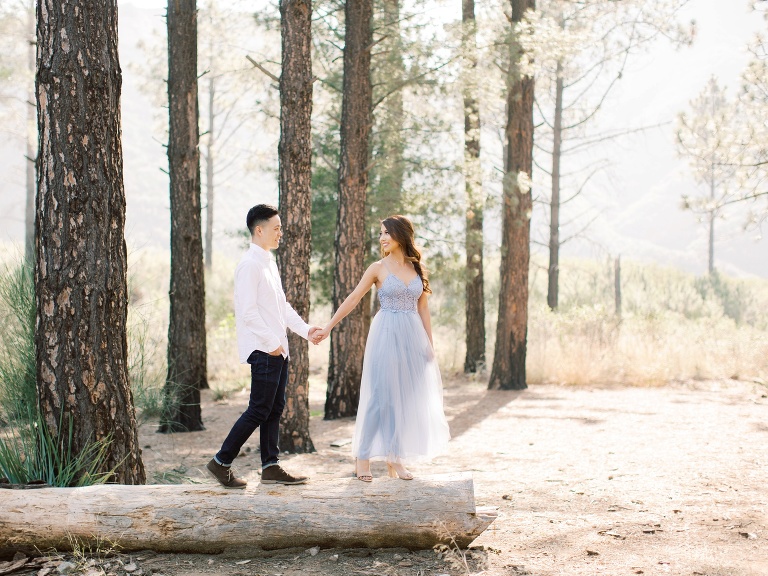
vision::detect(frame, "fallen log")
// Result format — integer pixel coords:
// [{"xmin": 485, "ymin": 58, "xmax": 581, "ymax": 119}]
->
[{"xmin": 0, "ymin": 472, "xmax": 496, "ymax": 556}]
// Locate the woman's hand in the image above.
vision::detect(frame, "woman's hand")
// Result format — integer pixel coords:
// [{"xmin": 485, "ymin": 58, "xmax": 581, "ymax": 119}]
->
[
  {"xmin": 308, "ymin": 326, "xmax": 324, "ymax": 345},
  {"xmin": 310, "ymin": 325, "xmax": 331, "ymax": 344}
]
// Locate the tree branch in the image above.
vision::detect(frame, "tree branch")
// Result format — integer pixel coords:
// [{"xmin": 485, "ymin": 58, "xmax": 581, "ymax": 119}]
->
[{"xmin": 245, "ymin": 55, "xmax": 279, "ymax": 85}]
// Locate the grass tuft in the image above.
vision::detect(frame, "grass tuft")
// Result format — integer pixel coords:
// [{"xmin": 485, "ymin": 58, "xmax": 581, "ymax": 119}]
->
[
  {"xmin": 0, "ymin": 260, "xmax": 35, "ymax": 423},
  {"xmin": 0, "ymin": 408, "xmax": 115, "ymax": 487}
]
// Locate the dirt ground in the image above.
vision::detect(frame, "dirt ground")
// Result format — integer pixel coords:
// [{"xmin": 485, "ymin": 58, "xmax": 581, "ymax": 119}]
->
[
  {"xmin": 7, "ymin": 374, "xmax": 767, "ymax": 576},
  {"xmin": 133, "ymin": 372, "xmax": 768, "ymax": 576}
]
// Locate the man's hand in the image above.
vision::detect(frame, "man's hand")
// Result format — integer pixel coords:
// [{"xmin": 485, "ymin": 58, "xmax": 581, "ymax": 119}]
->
[
  {"xmin": 309, "ymin": 325, "xmax": 331, "ymax": 345},
  {"xmin": 269, "ymin": 346, "xmax": 285, "ymax": 356},
  {"xmin": 308, "ymin": 326, "xmax": 325, "ymax": 345}
]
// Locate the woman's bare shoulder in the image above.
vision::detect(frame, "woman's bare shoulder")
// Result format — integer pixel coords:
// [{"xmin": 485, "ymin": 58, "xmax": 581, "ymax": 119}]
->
[
  {"xmin": 363, "ymin": 260, "xmax": 385, "ymax": 277},
  {"xmin": 368, "ymin": 260, "xmax": 385, "ymax": 271},
  {"xmin": 366, "ymin": 260, "xmax": 387, "ymax": 283}
]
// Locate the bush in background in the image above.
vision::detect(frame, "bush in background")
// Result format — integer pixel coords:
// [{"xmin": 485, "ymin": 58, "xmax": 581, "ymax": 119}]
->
[{"xmin": 430, "ymin": 253, "xmax": 768, "ymax": 384}]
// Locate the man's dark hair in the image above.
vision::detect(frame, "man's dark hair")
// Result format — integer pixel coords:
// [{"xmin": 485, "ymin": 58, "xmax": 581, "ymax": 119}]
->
[{"xmin": 246, "ymin": 204, "xmax": 279, "ymax": 234}]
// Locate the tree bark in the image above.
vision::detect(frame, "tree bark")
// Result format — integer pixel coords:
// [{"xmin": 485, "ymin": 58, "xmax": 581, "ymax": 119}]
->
[
  {"xmin": 462, "ymin": 0, "xmax": 485, "ymax": 373},
  {"xmin": 547, "ymin": 62, "xmax": 563, "ymax": 310},
  {"xmin": 0, "ymin": 473, "xmax": 496, "ymax": 555},
  {"xmin": 325, "ymin": 0, "xmax": 373, "ymax": 419},
  {"xmin": 161, "ymin": 0, "xmax": 207, "ymax": 433},
  {"xmin": 34, "ymin": 0, "xmax": 145, "ymax": 483},
  {"xmin": 488, "ymin": 0, "xmax": 535, "ymax": 391},
  {"xmin": 277, "ymin": 0, "xmax": 315, "ymax": 453}
]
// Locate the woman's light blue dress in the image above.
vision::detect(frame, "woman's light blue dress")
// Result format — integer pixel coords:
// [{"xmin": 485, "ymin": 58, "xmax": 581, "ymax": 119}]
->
[{"xmin": 351, "ymin": 267, "xmax": 451, "ymax": 463}]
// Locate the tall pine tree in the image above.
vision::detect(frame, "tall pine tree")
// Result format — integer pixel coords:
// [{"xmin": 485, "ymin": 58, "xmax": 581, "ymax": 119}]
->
[
  {"xmin": 277, "ymin": 0, "xmax": 315, "ymax": 451},
  {"xmin": 489, "ymin": 0, "xmax": 535, "ymax": 391},
  {"xmin": 161, "ymin": 0, "xmax": 207, "ymax": 432},
  {"xmin": 325, "ymin": 0, "xmax": 374, "ymax": 419},
  {"xmin": 35, "ymin": 0, "xmax": 145, "ymax": 483}
]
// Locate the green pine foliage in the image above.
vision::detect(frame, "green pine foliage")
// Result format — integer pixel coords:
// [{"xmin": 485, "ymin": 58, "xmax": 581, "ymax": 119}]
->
[{"xmin": 306, "ymin": 0, "xmax": 462, "ymax": 303}]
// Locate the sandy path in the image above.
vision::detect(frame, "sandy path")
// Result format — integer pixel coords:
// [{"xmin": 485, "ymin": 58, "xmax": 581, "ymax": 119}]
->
[{"xmin": 133, "ymin": 376, "xmax": 767, "ymax": 576}]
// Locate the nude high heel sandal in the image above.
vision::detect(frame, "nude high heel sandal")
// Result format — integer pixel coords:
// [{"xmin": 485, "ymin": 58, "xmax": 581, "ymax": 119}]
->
[
  {"xmin": 386, "ymin": 461, "xmax": 413, "ymax": 480},
  {"xmin": 353, "ymin": 458, "xmax": 372, "ymax": 482}
]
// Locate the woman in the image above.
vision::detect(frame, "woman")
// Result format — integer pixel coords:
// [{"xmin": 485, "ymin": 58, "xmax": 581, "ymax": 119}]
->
[{"xmin": 317, "ymin": 215, "xmax": 450, "ymax": 481}]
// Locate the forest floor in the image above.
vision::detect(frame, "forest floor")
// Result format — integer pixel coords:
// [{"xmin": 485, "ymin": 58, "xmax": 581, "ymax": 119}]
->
[{"xmin": 6, "ymin": 375, "xmax": 768, "ymax": 576}]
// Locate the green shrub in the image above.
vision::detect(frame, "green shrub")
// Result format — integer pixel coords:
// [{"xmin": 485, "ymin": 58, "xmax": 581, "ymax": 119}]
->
[
  {"xmin": 0, "ymin": 260, "xmax": 35, "ymax": 423},
  {"xmin": 694, "ymin": 270, "xmax": 761, "ymax": 327},
  {"xmin": 0, "ymin": 409, "xmax": 114, "ymax": 487}
]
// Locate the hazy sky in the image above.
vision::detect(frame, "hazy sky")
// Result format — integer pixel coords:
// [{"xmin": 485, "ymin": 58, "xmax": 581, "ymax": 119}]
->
[
  {"xmin": 0, "ymin": 0, "xmax": 765, "ymax": 277},
  {"xmin": 593, "ymin": 0, "xmax": 766, "ymax": 277},
  {"xmin": 113, "ymin": 0, "xmax": 768, "ymax": 278}
]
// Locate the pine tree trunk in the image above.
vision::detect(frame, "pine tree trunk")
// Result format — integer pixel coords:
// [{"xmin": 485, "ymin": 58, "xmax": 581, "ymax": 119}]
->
[
  {"xmin": 277, "ymin": 0, "xmax": 315, "ymax": 453},
  {"xmin": 34, "ymin": 0, "xmax": 145, "ymax": 484},
  {"xmin": 325, "ymin": 0, "xmax": 373, "ymax": 419},
  {"xmin": 462, "ymin": 0, "xmax": 485, "ymax": 374},
  {"xmin": 161, "ymin": 0, "xmax": 207, "ymax": 432},
  {"xmin": 547, "ymin": 64, "xmax": 563, "ymax": 310},
  {"xmin": 204, "ymin": 75, "xmax": 215, "ymax": 272},
  {"xmin": 489, "ymin": 0, "xmax": 535, "ymax": 391}
]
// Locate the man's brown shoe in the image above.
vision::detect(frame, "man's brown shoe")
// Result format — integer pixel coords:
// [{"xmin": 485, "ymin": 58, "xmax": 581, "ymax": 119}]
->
[
  {"xmin": 260, "ymin": 465, "xmax": 308, "ymax": 485},
  {"xmin": 206, "ymin": 458, "xmax": 247, "ymax": 489}
]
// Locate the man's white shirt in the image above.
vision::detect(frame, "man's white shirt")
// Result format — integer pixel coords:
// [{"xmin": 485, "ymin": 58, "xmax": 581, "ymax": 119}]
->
[{"xmin": 234, "ymin": 243, "xmax": 310, "ymax": 363}]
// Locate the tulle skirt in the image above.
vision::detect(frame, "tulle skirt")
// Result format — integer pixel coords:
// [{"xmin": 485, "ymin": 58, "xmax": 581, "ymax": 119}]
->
[{"xmin": 351, "ymin": 309, "xmax": 451, "ymax": 463}]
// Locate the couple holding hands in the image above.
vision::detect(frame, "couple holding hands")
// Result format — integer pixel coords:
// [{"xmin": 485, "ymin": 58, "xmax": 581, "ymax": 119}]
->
[{"xmin": 206, "ymin": 204, "xmax": 450, "ymax": 489}]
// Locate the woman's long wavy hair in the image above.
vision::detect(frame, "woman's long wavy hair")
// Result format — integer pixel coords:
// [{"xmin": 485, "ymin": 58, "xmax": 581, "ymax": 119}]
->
[{"xmin": 381, "ymin": 215, "xmax": 431, "ymax": 294}]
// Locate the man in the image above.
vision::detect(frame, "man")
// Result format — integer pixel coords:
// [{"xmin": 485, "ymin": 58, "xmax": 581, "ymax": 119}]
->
[{"xmin": 207, "ymin": 204, "xmax": 321, "ymax": 488}]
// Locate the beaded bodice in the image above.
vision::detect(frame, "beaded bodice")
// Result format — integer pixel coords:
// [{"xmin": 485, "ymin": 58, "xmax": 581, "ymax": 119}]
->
[{"xmin": 378, "ymin": 273, "xmax": 422, "ymax": 312}]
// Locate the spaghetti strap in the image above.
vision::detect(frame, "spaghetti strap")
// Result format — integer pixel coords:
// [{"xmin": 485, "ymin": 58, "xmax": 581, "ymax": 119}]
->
[{"xmin": 380, "ymin": 259, "xmax": 391, "ymax": 273}]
